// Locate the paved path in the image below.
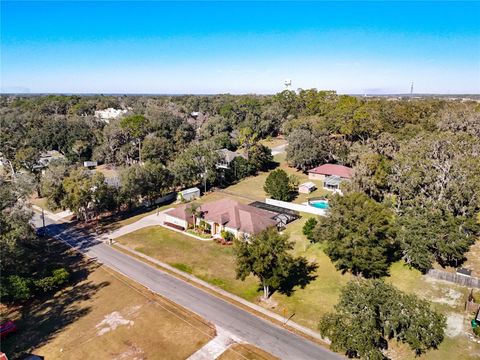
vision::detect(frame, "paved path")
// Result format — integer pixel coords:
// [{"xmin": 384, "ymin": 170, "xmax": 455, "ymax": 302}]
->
[
  {"xmin": 32, "ymin": 213, "xmax": 343, "ymax": 360},
  {"xmin": 108, "ymin": 211, "xmax": 167, "ymax": 239},
  {"xmin": 188, "ymin": 326, "xmax": 239, "ymax": 360},
  {"xmin": 271, "ymin": 143, "xmax": 288, "ymax": 156}
]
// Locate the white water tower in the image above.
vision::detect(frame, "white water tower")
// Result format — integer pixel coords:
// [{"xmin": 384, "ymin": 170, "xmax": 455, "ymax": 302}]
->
[{"xmin": 284, "ymin": 79, "xmax": 292, "ymax": 90}]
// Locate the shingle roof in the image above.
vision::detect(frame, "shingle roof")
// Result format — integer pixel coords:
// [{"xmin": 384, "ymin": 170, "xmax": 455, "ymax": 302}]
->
[
  {"xmin": 217, "ymin": 149, "xmax": 246, "ymax": 163},
  {"xmin": 165, "ymin": 198, "xmax": 278, "ymax": 234},
  {"xmin": 308, "ymin": 164, "xmax": 353, "ymax": 179}
]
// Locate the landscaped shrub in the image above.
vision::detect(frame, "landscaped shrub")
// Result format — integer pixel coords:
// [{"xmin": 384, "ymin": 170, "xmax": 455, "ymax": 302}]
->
[
  {"xmin": 474, "ymin": 325, "xmax": 480, "ymax": 337},
  {"xmin": 302, "ymin": 218, "xmax": 318, "ymax": 241},
  {"xmin": 198, "ymin": 220, "xmax": 211, "ymax": 233},
  {"xmin": 221, "ymin": 230, "xmax": 235, "ymax": 243},
  {"xmin": 35, "ymin": 268, "xmax": 69, "ymax": 293},
  {"xmin": 4, "ymin": 275, "xmax": 32, "ymax": 301}
]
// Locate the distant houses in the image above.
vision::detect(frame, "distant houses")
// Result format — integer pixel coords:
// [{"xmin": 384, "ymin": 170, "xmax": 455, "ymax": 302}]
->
[
  {"xmin": 216, "ymin": 148, "xmax": 246, "ymax": 169},
  {"xmin": 94, "ymin": 108, "xmax": 129, "ymax": 122},
  {"xmin": 33, "ymin": 150, "xmax": 66, "ymax": 170}
]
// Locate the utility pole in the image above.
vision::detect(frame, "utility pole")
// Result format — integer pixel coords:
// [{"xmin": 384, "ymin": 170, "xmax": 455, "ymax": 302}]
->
[
  {"xmin": 41, "ymin": 208, "xmax": 46, "ymax": 231},
  {"xmin": 41, "ymin": 208, "xmax": 50, "ymax": 253}
]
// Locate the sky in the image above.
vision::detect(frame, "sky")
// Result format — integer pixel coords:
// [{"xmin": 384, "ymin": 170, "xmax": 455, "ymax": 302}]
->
[{"xmin": 1, "ymin": 1, "xmax": 479, "ymax": 94}]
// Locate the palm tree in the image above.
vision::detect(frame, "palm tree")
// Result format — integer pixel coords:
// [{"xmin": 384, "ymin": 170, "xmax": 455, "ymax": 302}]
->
[{"xmin": 185, "ymin": 202, "xmax": 201, "ymax": 230}]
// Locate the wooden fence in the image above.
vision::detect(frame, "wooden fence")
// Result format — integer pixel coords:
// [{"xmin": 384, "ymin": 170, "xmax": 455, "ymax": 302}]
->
[{"xmin": 427, "ymin": 269, "xmax": 480, "ymax": 288}]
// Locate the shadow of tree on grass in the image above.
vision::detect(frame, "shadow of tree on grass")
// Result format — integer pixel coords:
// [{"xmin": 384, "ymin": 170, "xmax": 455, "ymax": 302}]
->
[{"xmin": 277, "ymin": 257, "xmax": 318, "ymax": 297}]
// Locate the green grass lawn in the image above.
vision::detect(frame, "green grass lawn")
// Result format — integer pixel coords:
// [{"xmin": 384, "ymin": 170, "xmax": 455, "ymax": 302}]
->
[
  {"xmin": 259, "ymin": 136, "xmax": 288, "ymax": 149},
  {"xmin": 115, "ymin": 226, "xmax": 261, "ymax": 301}
]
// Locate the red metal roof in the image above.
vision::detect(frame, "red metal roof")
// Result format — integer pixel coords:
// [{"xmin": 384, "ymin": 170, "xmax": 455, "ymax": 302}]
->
[
  {"xmin": 308, "ymin": 164, "xmax": 353, "ymax": 179},
  {"xmin": 165, "ymin": 198, "xmax": 277, "ymax": 235}
]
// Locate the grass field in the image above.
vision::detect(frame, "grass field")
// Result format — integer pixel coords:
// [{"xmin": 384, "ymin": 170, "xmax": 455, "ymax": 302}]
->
[{"xmin": 1, "ymin": 245, "xmax": 214, "ymax": 360}]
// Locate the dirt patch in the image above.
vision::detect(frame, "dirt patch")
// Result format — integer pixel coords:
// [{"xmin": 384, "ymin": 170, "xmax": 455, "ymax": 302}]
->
[
  {"xmin": 430, "ymin": 288, "xmax": 463, "ymax": 307},
  {"xmin": 445, "ymin": 313, "xmax": 464, "ymax": 337},
  {"xmin": 96, "ymin": 311, "xmax": 134, "ymax": 336}
]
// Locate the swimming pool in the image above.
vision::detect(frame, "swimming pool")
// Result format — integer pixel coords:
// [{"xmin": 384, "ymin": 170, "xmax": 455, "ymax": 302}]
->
[{"xmin": 309, "ymin": 199, "xmax": 330, "ymax": 209}]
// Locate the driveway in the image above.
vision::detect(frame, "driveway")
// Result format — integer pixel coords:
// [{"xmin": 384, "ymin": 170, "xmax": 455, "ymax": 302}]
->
[{"xmin": 271, "ymin": 143, "xmax": 288, "ymax": 156}]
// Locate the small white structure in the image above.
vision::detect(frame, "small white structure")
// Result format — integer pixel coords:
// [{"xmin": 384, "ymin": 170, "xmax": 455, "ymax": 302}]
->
[
  {"xmin": 177, "ymin": 187, "xmax": 200, "ymax": 202},
  {"xmin": 298, "ymin": 181, "xmax": 316, "ymax": 194},
  {"xmin": 84, "ymin": 161, "xmax": 98, "ymax": 168}
]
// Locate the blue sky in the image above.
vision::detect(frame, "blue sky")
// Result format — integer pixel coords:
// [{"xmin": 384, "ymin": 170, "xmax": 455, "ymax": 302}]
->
[{"xmin": 1, "ymin": 1, "xmax": 479, "ymax": 94}]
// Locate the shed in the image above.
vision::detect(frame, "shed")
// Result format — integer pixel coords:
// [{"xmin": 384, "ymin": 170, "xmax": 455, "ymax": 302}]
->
[
  {"xmin": 298, "ymin": 182, "xmax": 316, "ymax": 194},
  {"xmin": 457, "ymin": 268, "xmax": 472, "ymax": 277},
  {"xmin": 83, "ymin": 161, "xmax": 98, "ymax": 168},
  {"xmin": 178, "ymin": 187, "xmax": 200, "ymax": 202}
]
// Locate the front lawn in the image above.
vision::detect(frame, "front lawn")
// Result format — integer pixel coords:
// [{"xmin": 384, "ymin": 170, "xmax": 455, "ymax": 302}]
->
[{"xmin": 115, "ymin": 226, "xmax": 260, "ymax": 301}]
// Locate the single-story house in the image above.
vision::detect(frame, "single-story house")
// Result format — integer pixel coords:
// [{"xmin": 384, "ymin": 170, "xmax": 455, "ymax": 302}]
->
[
  {"xmin": 298, "ymin": 181, "xmax": 316, "ymax": 194},
  {"xmin": 33, "ymin": 150, "xmax": 66, "ymax": 170},
  {"xmin": 164, "ymin": 198, "xmax": 278, "ymax": 239},
  {"xmin": 216, "ymin": 148, "xmax": 246, "ymax": 169},
  {"xmin": 177, "ymin": 187, "xmax": 201, "ymax": 202},
  {"xmin": 308, "ymin": 164, "xmax": 353, "ymax": 181}
]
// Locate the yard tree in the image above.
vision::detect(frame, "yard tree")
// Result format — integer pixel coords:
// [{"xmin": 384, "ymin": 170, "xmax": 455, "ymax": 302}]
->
[
  {"xmin": 0, "ymin": 179, "xmax": 71, "ymax": 302},
  {"xmin": 352, "ymin": 151, "xmax": 391, "ymax": 202},
  {"xmin": 238, "ymin": 127, "xmax": 258, "ymax": 156},
  {"xmin": 40, "ymin": 159, "xmax": 70, "ymax": 210},
  {"xmin": 185, "ymin": 202, "xmax": 201, "ymax": 230},
  {"xmin": 247, "ymin": 144, "xmax": 273, "ymax": 173},
  {"xmin": 312, "ymin": 192, "xmax": 398, "ymax": 277},
  {"xmin": 141, "ymin": 135, "xmax": 174, "ymax": 165},
  {"xmin": 302, "ymin": 218, "xmax": 318, "ymax": 241},
  {"xmin": 170, "ymin": 142, "xmax": 221, "ymax": 190},
  {"xmin": 286, "ymin": 129, "xmax": 330, "ymax": 171},
  {"xmin": 234, "ymin": 228, "xmax": 296, "ymax": 299},
  {"xmin": 120, "ymin": 114, "xmax": 149, "ymax": 162},
  {"xmin": 319, "ymin": 279, "xmax": 445, "ymax": 359},
  {"xmin": 263, "ymin": 169, "xmax": 294, "ymax": 201},
  {"xmin": 398, "ymin": 206, "xmax": 478, "ymax": 272},
  {"xmin": 120, "ymin": 162, "xmax": 173, "ymax": 207},
  {"xmin": 62, "ymin": 169, "xmax": 117, "ymax": 221},
  {"xmin": 14, "ymin": 146, "xmax": 40, "ymax": 173},
  {"xmin": 0, "ymin": 180, "xmax": 39, "ymax": 279}
]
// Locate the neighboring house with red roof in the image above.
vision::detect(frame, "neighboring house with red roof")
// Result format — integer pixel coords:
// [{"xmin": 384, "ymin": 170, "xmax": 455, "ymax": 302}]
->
[
  {"xmin": 308, "ymin": 164, "xmax": 353, "ymax": 181},
  {"xmin": 163, "ymin": 198, "xmax": 278, "ymax": 239}
]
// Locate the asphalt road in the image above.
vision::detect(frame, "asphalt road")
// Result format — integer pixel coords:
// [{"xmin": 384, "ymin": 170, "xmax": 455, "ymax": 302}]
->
[{"xmin": 33, "ymin": 213, "xmax": 343, "ymax": 360}]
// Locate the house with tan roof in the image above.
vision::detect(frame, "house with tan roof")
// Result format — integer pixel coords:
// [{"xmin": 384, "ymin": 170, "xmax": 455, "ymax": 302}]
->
[{"xmin": 163, "ymin": 198, "xmax": 279, "ymax": 239}]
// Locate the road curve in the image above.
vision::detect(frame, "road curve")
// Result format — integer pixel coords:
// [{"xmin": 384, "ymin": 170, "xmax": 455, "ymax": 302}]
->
[{"xmin": 33, "ymin": 214, "xmax": 343, "ymax": 360}]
